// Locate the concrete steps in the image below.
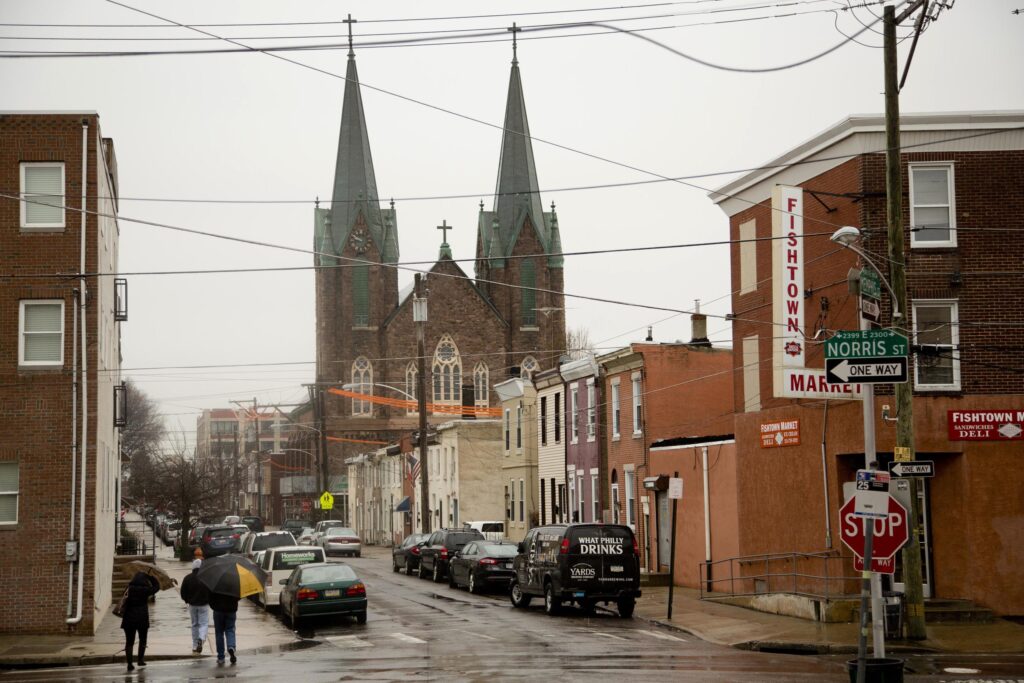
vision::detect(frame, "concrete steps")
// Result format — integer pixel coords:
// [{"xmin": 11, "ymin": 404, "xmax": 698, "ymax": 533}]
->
[
  {"xmin": 112, "ymin": 554, "xmax": 156, "ymax": 596},
  {"xmin": 925, "ymin": 599, "xmax": 994, "ymax": 623}
]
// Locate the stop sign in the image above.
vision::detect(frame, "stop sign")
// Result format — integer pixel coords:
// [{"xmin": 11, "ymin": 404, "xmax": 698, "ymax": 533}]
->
[{"xmin": 839, "ymin": 494, "xmax": 909, "ymax": 560}]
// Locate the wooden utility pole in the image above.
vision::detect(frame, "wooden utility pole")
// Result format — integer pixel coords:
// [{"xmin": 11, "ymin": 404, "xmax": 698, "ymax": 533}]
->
[{"xmin": 414, "ymin": 274, "xmax": 431, "ymax": 534}]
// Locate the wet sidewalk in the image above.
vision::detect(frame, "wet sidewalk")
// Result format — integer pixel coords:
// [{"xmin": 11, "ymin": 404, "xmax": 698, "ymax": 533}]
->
[
  {"xmin": 0, "ymin": 542, "xmax": 299, "ymax": 668},
  {"xmin": 636, "ymin": 585, "xmax": 1024, "ymax": 655}
]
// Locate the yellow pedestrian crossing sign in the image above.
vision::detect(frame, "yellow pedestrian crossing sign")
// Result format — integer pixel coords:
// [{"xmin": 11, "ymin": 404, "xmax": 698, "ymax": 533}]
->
[{"xmin": 319, "ymin": 491, "xmax": 334, "ymax": 510}]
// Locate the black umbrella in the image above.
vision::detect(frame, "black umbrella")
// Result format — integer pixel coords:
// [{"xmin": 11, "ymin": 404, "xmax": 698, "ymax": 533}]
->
[{"xmin": 196, "ymin": 555, "xmax": 267, "ymax": 598}]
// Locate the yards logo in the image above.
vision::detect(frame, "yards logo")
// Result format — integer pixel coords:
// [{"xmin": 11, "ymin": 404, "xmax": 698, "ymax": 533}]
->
[{"xmin": 569, "ymin": 563, "xmax": 596, "ymax": 579}]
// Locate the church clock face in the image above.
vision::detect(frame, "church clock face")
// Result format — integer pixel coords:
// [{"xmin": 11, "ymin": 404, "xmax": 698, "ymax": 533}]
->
[{"xmin": 350, "ymin": 227, "xmax": 370, "ymax": 254}]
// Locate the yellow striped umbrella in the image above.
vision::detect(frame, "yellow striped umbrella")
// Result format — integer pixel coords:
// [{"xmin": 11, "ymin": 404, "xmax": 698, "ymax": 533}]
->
[{"xmin": 196, "ymin": 555, "xmax": 267, "ymax": 599}]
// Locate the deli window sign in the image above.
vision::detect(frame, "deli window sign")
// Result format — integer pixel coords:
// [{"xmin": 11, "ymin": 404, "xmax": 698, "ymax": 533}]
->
[{"xmin": 948, "ymin": 410, "xmax": 1024, "ymax": 441}]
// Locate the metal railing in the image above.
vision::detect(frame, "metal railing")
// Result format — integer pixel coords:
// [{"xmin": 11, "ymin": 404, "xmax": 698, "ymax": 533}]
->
[
  {"xmin": 116, "ymin": 519, "xmax": 157, "ymax": 557},
  {"xmin": 699, "ymin": 550, "xmax": 861, "ymax": 601}
]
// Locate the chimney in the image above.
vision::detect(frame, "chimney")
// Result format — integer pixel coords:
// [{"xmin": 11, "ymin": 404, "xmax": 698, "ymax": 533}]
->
[
  {"xmin": 645, "ymin": 326, "xmax": 653, "ymax": 342},
  {"xmin": 690, "ymin": 299, "xmax": 711, "ymax": 347}
]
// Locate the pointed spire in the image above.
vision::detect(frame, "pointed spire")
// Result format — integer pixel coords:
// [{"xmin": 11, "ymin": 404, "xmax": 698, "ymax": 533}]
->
[
  {"xmin": 547, "ymin": 203, "xmax": 563, "ymax": 267},
  {"xmin": 488, "ymin": 215, "xmax": 504, "ymax": 266}
]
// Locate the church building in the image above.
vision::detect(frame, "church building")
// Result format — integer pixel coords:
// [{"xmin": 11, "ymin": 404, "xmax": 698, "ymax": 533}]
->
[{"xmin": 313, "ymin": 40, "xmax": 567, "ymax": 472}]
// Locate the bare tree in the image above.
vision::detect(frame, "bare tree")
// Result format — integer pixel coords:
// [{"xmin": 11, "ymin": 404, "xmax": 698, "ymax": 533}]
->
[
  {"xmin": 566, "ymin": 326, "xmax": 595, "ymax": 360},
  {"xmin": 121, "ymin": 380, "xmax": 165, "ymax": 502},
  {"xmin": 153, "ymin": 439, "xmax": 232, "ymax": 561}
]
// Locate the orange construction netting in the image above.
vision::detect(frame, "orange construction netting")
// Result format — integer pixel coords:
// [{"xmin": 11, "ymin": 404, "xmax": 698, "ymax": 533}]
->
[{"xmin": 327, "ymin": 387, "xmax": 501, "ymax": 418}]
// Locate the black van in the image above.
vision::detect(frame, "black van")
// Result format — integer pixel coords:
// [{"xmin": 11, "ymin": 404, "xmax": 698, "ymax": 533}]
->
[{"xmin": 509, "ymin": 523, "xmax": 641, "ymax": 617}]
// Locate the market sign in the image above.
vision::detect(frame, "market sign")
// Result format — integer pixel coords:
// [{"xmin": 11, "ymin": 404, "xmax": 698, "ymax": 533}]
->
[
  {"xmin": 948, "ymin": 410, "xmax": 1024, "ymax": 441},
  {"xmin": 760, "ymin": 419, "xmax": 801, "ymax": 448}
]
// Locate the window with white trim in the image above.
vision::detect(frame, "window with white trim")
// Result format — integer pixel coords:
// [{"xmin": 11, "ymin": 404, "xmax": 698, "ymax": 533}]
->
[
  {"xmin": 913, "ymin": 300, "xmax": 960, "ymax": 390},
  {"xmin": 0, "ymin": 462, "xmax": 18, "ymax": 524},
  {"xmin": 519, "ymin": 479, "xmax": 525, "ymax": 522},
  {"xmin": 432, "ymin": 335, "xmax": 462, "ymax": 406},
  {"xmin": 510, "ymin": 478, "xmax": 516, "ymax": 521},
  {"xmin": 19, "ymin": 300, "xmax": 64, "ymax": 366},
  {"xmin": 516, "ymin": 403, "xmax": 522, "ymax": 451},
  {"xmin": 554, "ymin": 392, "xmax": 561, "ymax": 443},
  {"xmin": 504, "ymin": 408, "xmax": 511, "ymax": 452},
  {"xmin": 570, "ymin": 385, "xmax": 579, "ymax": 443},
  {"xmin": 586, "ymin": 379, "xmax": 596, "ymax": 441},
  {"xmin": 540, "ymin": 395, "xmax": 548, "ymax": 446},
  {"xmin": 624, "ymin": 469, "xmax": 636, "ymax": 528},
  {"xmin": 631, "ymin": 375, "xmax": 643, "ymax": 435},
  {"xmin": 611, "ymin": 470, "xmax": 620, "ymax": 525},
  {"xmin": 405, "ymin": 362, "xmax": 418, "ymax": 414},
  {"xmin": 577, "ymin": 474, "xmax": 585, "ymax": 522},
  {"xmin": 20, "ymin": 162, "xmax": 65, "ymax": 229},
  {"xmin": 473, "ymin": 362, "xmax": 489, "ymax": 406},
  {"xmin": 567, "ymin": 474, "xmax": 575, "ymax": 523},
  {"xmin": 910, "ymin": 164, "xmax": 956, "ymax": 248},
  {"xmin": 350, "ymin": 356, "xmax": 372, "ymax": 415},
  {"xmin": 591, "ymin": 473, "xmax": 599, "ymax": 522},
  {"xmin": 521, "ymin": 355, "xmax": 539, "ymax": 380},
  {"xmin": 611, "ymin": 380, "xmax": 621, "ymax": 437}
]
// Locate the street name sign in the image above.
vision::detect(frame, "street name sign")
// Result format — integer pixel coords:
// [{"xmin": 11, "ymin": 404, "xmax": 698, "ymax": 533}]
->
[
  {"xmin": 825, "ymin": 329, "xmax": 909, "ymax": 360},
  {"xmin": 859, "ymin": 268, "xmax": 883, "ymax": 301},
  {"xmin": 826, "ymin": 357, "xmax": 908, "ymax": 384},
  {"xmin": 888, "ymin": 460, "xmax": 934, "ymax": 478},
  {"xmin": 840, "ymin": 494, "xmax": 909, "ymax": 561}
]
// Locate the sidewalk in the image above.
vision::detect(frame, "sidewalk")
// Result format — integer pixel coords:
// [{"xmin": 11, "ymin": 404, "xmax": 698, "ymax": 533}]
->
[
  {"xmin": 0, "ymin": 542, "xmax": 300, "ymax": 668},
  {"xmin": 636, "ymin": 585, "xmax": 1024, "ymax": 655}
]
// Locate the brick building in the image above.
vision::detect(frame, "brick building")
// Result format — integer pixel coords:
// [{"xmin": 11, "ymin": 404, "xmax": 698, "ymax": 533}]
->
[
  {"xmin": 1, "ymin": 112, "xmax": 123, "ymax": 633},
  {"xmin": 561, "ymin": 357, "xmax": 604, "ymax": 526},
  {"xmin": 710, "ymin": 111, "xmax": 1024, "ymax": 614},
  {"xmin": 313, "ymin": 45, "xmax": 566, "ymax": 528}
]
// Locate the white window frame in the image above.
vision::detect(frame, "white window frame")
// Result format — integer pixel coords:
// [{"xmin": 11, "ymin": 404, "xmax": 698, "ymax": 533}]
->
[
  {"xmin": 570, "ymin": 385, "xmax": 579, "ymax": 443},
  {"xmin": 516, "ymin": 403, "xmax": 523, "ymax": 452},
  {"xmin": 20, "ymin": 162, "xmax": 65, "ymax": 230},
  {"xmin": 611, "ymin": 482, "xmax": 620, "ymax": 525},
  {"xmin": 591, "ymin": 472, "xmax": 599, "ymax": 523},
  {"xmin": 350, "ymin": 356, "xmax": 373, "ymax": 416},
  {"xmin": 611, "ymin": 379, "xmax": 621, "ymax": 438},
  {"xmin": 631, "ymin": 373, "xmax": 643, "ymax": 436},
  {"xmin": 567, "ymin": 469, "xmax": 576, "ymax": 523},
  {"xmin": 405, "ymin": 362, "xmax": 418, "ymax": 415},
  {"xmin": 19, "ymin": 300, "xmax": 65, "ymax": 367},
  {"xmin": 624, "ymin": 468, "xmax": 636, "ymax": 529},
  {"xmin": 909, "ymin": 163, "xmax": 957, "ymax": 248},
  {"xmin": 519, "ymin": 479, "xmax": 525, "ymax": 523},
  {"xmin": 473, "ymin": 362, "xmax": 489, "ymax": 407},
  {"xmin": 577, "ymin": 474, "xmax": 585, "ymax": 522},
  {"xmin": 510, "ymin": 477, "xmax": 516, "ymax": 521},
  {"xmin": 0, "ymin": 461, "xmax": 18, "ymax": 525},
  {"xmin": 912, "ymin": 299, "xmax": 961, "ymax": 391},
  {"xmin": 504, "ymin": 408, "xmax": 511, "ymax": 453},
  {"xmin": 586, "ymin": 379, "xmax": 596, "ymax": 441}
]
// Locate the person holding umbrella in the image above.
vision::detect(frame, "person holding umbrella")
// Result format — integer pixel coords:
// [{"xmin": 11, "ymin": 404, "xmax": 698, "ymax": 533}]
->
[
  {"xmin": 196, "ymin": 554, "xmax": 267, "ymax": 665},
  {"xmin": 180, "ymin": 559, "xmax": 210, "ymax": 653},
  {"xmin": 120, "ymin": 572, "xmax": 160, "ymax": 671}
]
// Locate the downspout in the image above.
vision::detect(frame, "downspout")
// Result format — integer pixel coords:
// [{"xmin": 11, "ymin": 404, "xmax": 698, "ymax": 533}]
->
[
  {"xmin": 702, "ymin": 446, "xmax": 712, "ymax": 591},
  {"xmin": 67, "ymin": 276, "xmax": 79, "ymax": 617},
  {"xmin": 821, "ymin": 400, "xmax": 833, "ymax": 550},
  {"xmin": 68, "ymin": 120, "xmax": 89, "ymax": 626}
]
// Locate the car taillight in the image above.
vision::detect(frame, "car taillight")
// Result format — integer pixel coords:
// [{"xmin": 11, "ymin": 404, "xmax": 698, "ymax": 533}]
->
[
  {"xmin": 560, "ymin": 538, "xmax": 570, "ymax": 555},
  {"xmin": 440, "ymin": 548, "xmax": 448, "ymax": 559},
  {"xmin": 296, "ymin": 587, "xmax": 318, "ymax": 601},
  {"xmin": 232, "ymin": 533, "xmax": 240, "ymax": 539},
  {"xmin": 346, "ymin": 583, "xmax": 366, "ymax": 597},
  {"xmin": 203, "ymin": 535, "xmax": 211, "ymax": 542},
  {"xmin": 479, "ymin": 558, "xmax": 498, "ymax": 565},
  {"xmin": 410, "ymin": 546, "xmax": 420, "ymax": 555},
  {"xmin": 632, "ymin": 537, "xmax": 640, "ymax": 555}
]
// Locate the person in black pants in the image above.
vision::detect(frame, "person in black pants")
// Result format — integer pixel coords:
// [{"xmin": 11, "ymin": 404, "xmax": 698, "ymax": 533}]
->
[{"xmin": 121, "ymin": 572, "xmax": 160, "ymax": 671}]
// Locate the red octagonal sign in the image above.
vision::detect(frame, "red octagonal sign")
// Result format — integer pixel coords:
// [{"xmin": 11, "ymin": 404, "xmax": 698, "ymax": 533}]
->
[{"xmin": 839, "ymin": 494, "xmax": 909, "ymax": 560}]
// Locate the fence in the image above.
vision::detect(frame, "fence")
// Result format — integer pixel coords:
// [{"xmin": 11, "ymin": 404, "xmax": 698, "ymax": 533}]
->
[
  {"xmin": 116, "ymin": 519, "xmax": 157, "ymax": 556},
  {"xmin": 699, "ymin": 550, "xmax": 861, "ymax": 601}
]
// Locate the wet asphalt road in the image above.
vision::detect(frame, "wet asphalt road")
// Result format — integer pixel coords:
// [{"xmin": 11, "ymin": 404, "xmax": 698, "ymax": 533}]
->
[{"xmin": 5, "ymin": 552, "xmax": 1022, "ymax": 682}]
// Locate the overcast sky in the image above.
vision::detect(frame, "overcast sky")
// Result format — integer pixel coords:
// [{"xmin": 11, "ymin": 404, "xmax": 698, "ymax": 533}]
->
[{"xmin": 3, "ymin": 0, "xmax": 1022, "ymax": 445}]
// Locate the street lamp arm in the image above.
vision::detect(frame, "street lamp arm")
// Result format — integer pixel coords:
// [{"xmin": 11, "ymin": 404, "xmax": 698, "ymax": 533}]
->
[
  {"xmin": 830, "ymin": 227, "xmax": 902, "ymax": 320},
  {"xmin": 341, "ymin": 382, "xmax": 416, "ymax": 401}
]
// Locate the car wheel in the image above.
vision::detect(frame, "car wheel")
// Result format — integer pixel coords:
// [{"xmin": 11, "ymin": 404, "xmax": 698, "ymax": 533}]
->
[
  {"xmin": 405, "ymin": 559, "xmax": 414, "ymax": 575},
  {"xmin": 510, "ymin": 580, "xmax": 531, "ymax": 608},
  {"xmin": 356, "ymin": 611, "xmax": 367, "ymax": 625},
  {"xmin": 355, "ymin": 551, "xmax": 361, "ymax": 558},
  {"xmin": 617, "ymin": 598, "xmax": 636, "ymax": 618},
  {"xmin": 448, "ymin": 569, "xmax": 457, "ymax": 588},
  {"xmin": 393, "ymin": 558, "xmax": 400, "ymax": 573},
  {"xmin": 418, "ymin": 561, "xmax": 428, "ymax": 579},
  {"xmin": 432, "ymin": 562, "xmax": 442, "ymax": 583},
  {"xmin": 544, "ymin": 582, "xmax": 561, "ymax": 616},
  {"xmin": 468, "ymin": 572, "xmax": 480, "ymax": 595},
  {"xmin": 290, "ymin": 604, "xmax": 301, "ymax": 628}
]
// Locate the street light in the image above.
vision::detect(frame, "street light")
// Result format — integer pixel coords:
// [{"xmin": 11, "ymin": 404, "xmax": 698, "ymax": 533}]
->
[
  {"xmin": 341, "ymin": 382, "xmax": 416, "ymax": 401},
  {"xmin": 829, "ymin": 226, "xmax": 901, "ymax": 319}
]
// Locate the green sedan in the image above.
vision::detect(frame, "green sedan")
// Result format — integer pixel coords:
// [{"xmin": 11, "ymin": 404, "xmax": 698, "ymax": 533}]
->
[{"xmin": 279, "ymin": 563, "xmax": 367, "ymax": 626}]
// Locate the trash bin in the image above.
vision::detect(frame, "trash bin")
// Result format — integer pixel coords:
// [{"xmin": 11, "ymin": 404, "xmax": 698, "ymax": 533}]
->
[
  {"xmin": 846, "ymin": 657, "xmax": 905, "ymax": 683},
  {"xmin": 883, "ymin": 591, "xmax": 904, "ymax": 639}
]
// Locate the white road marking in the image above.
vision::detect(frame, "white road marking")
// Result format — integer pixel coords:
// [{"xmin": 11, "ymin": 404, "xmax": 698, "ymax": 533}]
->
[
  {"xmin": 327, "ymin": 635, "xmax": 374, "ymax": 648},
  {"xmin": 391, "ymin": 632, "xmax": 427, "ymax": 644},
  {"xmin": 590, "ymin": 631, "xmax": 629, "ymax": 641},
  {"xmin": 455, "ymin": 629, "xmax": 496, "ymax": 640},
  {"xmin": 641, "ymin": 629, "xmax": 687, "ymax": 642}
]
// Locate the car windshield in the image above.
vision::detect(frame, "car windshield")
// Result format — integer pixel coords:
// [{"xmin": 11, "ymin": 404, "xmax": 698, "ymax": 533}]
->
[
  {"xmin": 480, "ymin": 523, "xmax": 504, "ymax": 532},
  {"xmin": 253, "ymin": 533, "xmax": 296, "ymax": 550},
  {"xmin": 325, "ymin": 527, "xmax": 356, "ymax": 537},
  {"xmin": 479, "ymin": 543, "xmax": 517, "ymax": 557},
  {"xmin": 273, "ymin": 549, "xmax": 324, "ymax": 569},
  {"xmin": 447, "ymin": 533, "xmax": 481, "ymax": 546},
  {"xmin": 301, "ymin": 564, "xmax": 357, "ymax": 583}
]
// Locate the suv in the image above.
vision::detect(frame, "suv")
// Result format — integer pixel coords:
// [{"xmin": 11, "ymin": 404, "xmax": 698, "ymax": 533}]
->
[
  {"xmin": 282, "ymin": 519, "xmax": 309, "ymax": 535},
  {"xmin": 417, "ymin": 528, "xmax": 484, "ymax": 582},
  {"xmin": 240, "ymin": 531, "xmax": 297, "ymax": 561},
  {"xmin": 201, "ymin": 525, "xmax": 245, "ymax": 558},
  {"xmin": 241, "ymin": 516, "xmax": 265, "ymax": 533},
  {"xmin": 509, "ymin": 524, "xmax": 641, "ymax": 617}
]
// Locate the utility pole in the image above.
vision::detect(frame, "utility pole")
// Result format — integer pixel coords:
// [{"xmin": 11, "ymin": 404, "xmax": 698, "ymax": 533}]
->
[
  {"xmin": 232, "ymin": 430, "xmax": 239, "ymax": 513},
  {"xmin": 253, "ymin": 397, "xmax": 263, "ymax": 519},
  {"xmin": 414, "ymin": 273, "xmax": 431, "ymax": 534}
]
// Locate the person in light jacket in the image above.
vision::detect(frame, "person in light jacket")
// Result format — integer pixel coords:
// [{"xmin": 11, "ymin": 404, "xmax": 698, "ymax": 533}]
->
[
  {"xmin": 180, "ymin": 559, "xmax": 210, "ymax": 653},
  {"xmin": 121, "ymin": 572, "xmax": 160, "ymax": 671}
]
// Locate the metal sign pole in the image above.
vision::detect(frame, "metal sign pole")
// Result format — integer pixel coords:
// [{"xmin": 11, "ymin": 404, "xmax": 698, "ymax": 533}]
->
[
  {"xmin": 856, "ymin": 520, "xmax": 876, "ymax": 683},
  {"xmin": 667, "ymin": 471, "xmax": 679, "ymax": 620}
]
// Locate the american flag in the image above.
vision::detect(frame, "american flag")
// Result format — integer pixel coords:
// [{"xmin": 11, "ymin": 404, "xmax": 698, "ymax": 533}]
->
[{"xmin": 406, "ymin": 454, "xmax": 420, "ymax": 483}]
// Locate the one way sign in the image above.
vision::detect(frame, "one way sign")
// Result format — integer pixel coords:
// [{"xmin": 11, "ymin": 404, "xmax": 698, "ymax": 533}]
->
[
  {"xmin": 825, "ymin": 357, "xmax": 908, "ymax": 384},
  {"xmin": 888, "ymin": 460, "xmax": 935, "ymax": 478}
]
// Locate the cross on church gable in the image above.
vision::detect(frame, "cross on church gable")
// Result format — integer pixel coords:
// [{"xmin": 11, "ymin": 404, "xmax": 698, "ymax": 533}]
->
[{"xmin": 437, "ymin": 220, "xmax": 452, "ymax": 244}]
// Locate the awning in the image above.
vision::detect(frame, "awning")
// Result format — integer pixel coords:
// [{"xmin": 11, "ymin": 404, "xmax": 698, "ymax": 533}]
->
[{"xmin": 394, "ymin": 496, "xmax": 411, "ymax": 513}]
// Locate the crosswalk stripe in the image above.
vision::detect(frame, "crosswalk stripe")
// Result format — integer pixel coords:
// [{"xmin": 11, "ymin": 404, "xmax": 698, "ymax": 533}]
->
[
  {"xmin": 391, "ymin": 632, "xmax": 427, "ymax": 644},
  {"xmin": 590, "ymin": 631, "xmax": 629, "ymax": 641},
  {"xmin": 641, "ymin": 629, "xmax": 687, "ymax": 642},
  {"xmin": 326, "ymin": 635, "xmax": 374, "ymax": 649},
  {"xmin": 456, "ymin": 629, "xmax": 496, "ymax": 640}
]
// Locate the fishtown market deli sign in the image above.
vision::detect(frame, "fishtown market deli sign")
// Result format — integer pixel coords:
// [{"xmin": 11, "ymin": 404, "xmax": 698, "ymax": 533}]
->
[
  {"xmin": 760, "ymin": 419, "xmax": 801, "ymax": 448},
  {"xmin": 948, "ymin": 410, "xmax": 1024, "ymax": 441},
  {"xmin": 772, "ymin": 185, "xmax": 863, "ymax": 400}
]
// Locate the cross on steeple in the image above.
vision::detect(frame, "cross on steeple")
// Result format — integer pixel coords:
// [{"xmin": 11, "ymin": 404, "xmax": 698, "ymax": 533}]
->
[
  {"xmin": 343, "ymin": 14, "xmax": 357, "ymax": 57},
  {"xmin": 437, "ymin": 219, "xmax": 452, "ymax": 245},
  {"xmin": 508, "ymin": 22, "xmax": 521, "ymax": 64}
]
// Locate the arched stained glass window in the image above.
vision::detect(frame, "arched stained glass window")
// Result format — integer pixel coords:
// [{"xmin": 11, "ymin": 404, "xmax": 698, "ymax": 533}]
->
[
  {"xmin": 473, "ymin": 362, "xmax": 489, "ymax": 406},
  {"xmin": 432, "ymin": 335, "xmax": 462, "ymax": 406},
  {"xmin": 351, "ymin": 356, "xmax": 372, "ymax": 415},
  {"xmin": 521, "ymin": 355, "xmax": 539, "ymax": 380},
  {"xmin": 405, "ymin": 362, "xmax": 418, "ymax": 414}
]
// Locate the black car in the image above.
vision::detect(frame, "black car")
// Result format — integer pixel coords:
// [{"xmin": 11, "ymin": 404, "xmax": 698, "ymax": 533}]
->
[
  {"xmin": 241, "ymin": 516, "xmax": 265, "ymax": 533},
  {"xmin": 417, "ymin": 528, "xmax": 484, "ymax": 582},
  {"xmin": 448, "ymin": 541, "xmax": 518, "ymax": 593},
  {"xmin": 283, "ymin": 519, "xmax": 309, "ymax": 535},
  {"xmin": 200, "ymin": 525, "xmax": 244, "ymax": 558},
  {"xmin": 509, "ymin": 523, "xmax": 641, "ymax": 617},
  {"xmin": 392, "ymin": 533, "xmax": 429, "ymax": 574}
]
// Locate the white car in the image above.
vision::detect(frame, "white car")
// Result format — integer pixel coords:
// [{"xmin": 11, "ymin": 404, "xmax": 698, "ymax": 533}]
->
[
  {"xmin": 296, "ymin": 527, "xmax": 316, "ymax": 546},
  {"xmin": 256, "ymin": 546, "xmax": 326, "ymax": 609},
  {"xmin": 320, "ymin": 527, "xmax": 362, "ymax": 557},
  {"xmin": 240, "ymin": 531, "xmax": 297, "ymax": 561},
  {"xmin": 464, "ymin": 521, "xmax": 505, "ymax": 542},
  {"xmin": 310, "ymin": 519, "xmax": 344, "ymax": 546}
]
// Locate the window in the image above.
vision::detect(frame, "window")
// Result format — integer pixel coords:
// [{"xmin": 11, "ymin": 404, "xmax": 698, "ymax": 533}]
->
[
  {"xmin": 577, "ymin": 474, "xmax": 585, "ymax": 522},
  {"xmin": 0, "ymin": 462, "xmax": 18, "ymax": 524},
  {"xmin": 519, "ymin": 479, "xmax": 525, "ymax": 522},
  {"xmin": 540, "ymin": 395, "xmax": 548, "ymax": 446},
  {"xmin": 586, "ymin": 379, "xmax": 596, "ymax": 440},
  {"xmin": 742, "ymin": 335, "xmax": 761, "ymax": 412},
  {"xmin": 405, "ymin": 362, "xmax": 418, "ymax": 414},
  {"xmin": 591, "ymin": 473, "xmax": 599, "ymax": 523},
  {"xmin": 516, "ymin": 403, "xmax": 522, "ymax": 450},
  {"xmin": 910, "ymin": 164, "xmax": 956, "ymax": 247},
  {"xmin": 567, "ymin": 475, "xmax": 575, "ymax": 523},
  {"xmin": 432, "ymin": 335, "xmax": 462, "ymax": 406},
  {"xmin": 521, "ymin": 355, "xmax": 538, "ymax": 380},
  {"xmin": 631, "ymin": 374, "xmax": 643, "ymax": 435},
  {"xmin": 473, "ymin": 362, "xmax": 489, "ymax": 406},
  {"xmin": 739, "ymin": 218, "xmax": 758, "ymax": 294},
  {"xmin": 554, "ymin": 392, "xmax": 561, "ymax": 443},
  {"xmin": 913, "ymin": 300, "xmax": 960, "ymax": 390},
  {"xmin": 20, "ymin": 162, "xmax": 65, "ymax": 229},
  {"xmin": 509, "ymin": 479, "xmax": 516, "ymax": 521},
  {"xmin": 624, "ymin": 469, "xmax": 636, "ymax": 528},
  {"xmin": 504, "ymin": 409, "xmax": 511, "ymax": 451},
  {"xmin": 540, "ymin": 479, "xmax": 547, "ymax": 525},
  {"xmin": 570, "ymin": 386, "xmax": 579, "ymax": 442},
  {"xmin": 520, "ymin": 258, "xmax": 537, "ymax": 326},
  {"xmin": 19, "ymin": 300, "xmax": 64, "ymax": 366},
  {"xmin": 350, "ymin": 356, "xmax": 372, "ymax": 415},
  {"xmin": 611, "ymin": 471, "xmax": 620, "ymax": 525},
  {"xmin": 611, "ymin": 380, "xmax": 621, "ymax": 437},
  {"xmin": 352, "ymin": 264, "xmax": 370, "ymax": 326}
]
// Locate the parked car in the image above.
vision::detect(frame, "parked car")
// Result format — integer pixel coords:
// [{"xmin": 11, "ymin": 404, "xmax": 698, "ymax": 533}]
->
[
  {"xmin": 222, "ymin": 515, "xmax": 241, "ymax": 526},
  {"xmin": 509, "ymin": 523, "xmax": 641, "ymax": 617},
  {"xmin": 319, "ymin": 527, "xmax": 361, "ymax": 557},
  {"xmin": 448, "ymin": 541, "xmax": 518, "ymax": 593},
  {"xmin": 163, "ymin": 520, "xmax": 182, "ymax": 546},
  {"xmin": 241, "ymin": 516, "xmax": 265, "ymax": 533},
  {"xmin": 282, "ymin": 519, "xmax": 310, "ymax": 536},
  {"xmin": 392, "ymin": 533, "xmax": 429, "ymax": 574},
  {"xmin": 464, "ymin": 521, "xmax": 506, "ymax": 542},
  {"xmin": 201, "ymin": 525, "xmax": 244, "ymax": 558},
  {"xmin": 279, "ymin": 562, "xmax": 367, "ymax": 627},
  {"xmin": 231, "ymin": 524, "xmax": 252, "ymax": 552},
  {"xmin": 188, "ymin": 524, "xmax": 209, "ymax": 553},
  {"xmin": 241, "ymin": 531, "xmax": 297, "ymax": 561},
  {"xmin": 296, "ymin": 527, "xmax": 316, "ymax": 546},
  {"xmin": 310, "ymin": 519, "xmax": 344, "ymax": 546},
  {"xmin": 417, "ymin": 528, "xmax": 484, "ymax": 582},
  {"xmin": 256, "ymin": 546, "xmax": 326, "ymax": 610}
]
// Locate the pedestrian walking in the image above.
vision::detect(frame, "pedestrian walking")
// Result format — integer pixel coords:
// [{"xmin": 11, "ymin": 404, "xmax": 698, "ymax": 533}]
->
[
  {"xmin": 180, "ymin": 559, "xmax": 210, "ymax": 653},
  {"xmin": 209, "ymin": 590, "xmax": 240, "ymax": 664},
  {"xmin": 120, "ymin": 572, "xmax": 160, "ymax": 671}
]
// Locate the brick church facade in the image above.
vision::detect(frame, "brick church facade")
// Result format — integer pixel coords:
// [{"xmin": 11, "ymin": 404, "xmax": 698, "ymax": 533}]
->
[{"xmin": 314, "ymin": 45, "xmax": 567, "ymax": 471}]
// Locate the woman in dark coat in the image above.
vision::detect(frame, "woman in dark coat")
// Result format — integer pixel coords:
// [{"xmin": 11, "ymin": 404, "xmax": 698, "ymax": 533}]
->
[{"xmin": 121, "ymin": 571, "xmax": 160, "ymax": 670}]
